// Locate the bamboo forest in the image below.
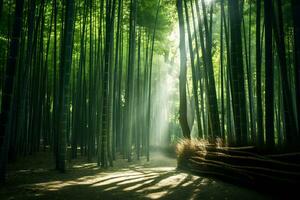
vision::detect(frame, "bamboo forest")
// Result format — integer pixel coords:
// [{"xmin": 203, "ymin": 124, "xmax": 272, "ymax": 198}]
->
[{"xmin": 0, "ymin": 0, "xmax": 300, "ymax": 199}]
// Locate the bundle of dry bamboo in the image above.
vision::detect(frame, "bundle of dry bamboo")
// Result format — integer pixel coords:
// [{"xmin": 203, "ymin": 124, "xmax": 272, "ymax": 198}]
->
[{"xmin": 176, "ymin": 140, "xmax": 300, "ymax": 191}]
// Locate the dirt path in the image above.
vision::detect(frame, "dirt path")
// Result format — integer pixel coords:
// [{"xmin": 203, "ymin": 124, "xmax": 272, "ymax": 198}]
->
[{"xmin": 0, "ymin": 152, "xmax": 272, "ymax": 200}]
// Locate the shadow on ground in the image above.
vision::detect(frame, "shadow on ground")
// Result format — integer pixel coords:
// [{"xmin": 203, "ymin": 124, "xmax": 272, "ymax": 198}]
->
[{"xmin": 0, "ymin": 152, "xmax": 272, "ymax": 200}]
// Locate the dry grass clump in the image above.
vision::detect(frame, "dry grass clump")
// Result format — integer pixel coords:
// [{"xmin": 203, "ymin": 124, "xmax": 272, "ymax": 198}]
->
[{"xmin": 176, "ymin": 139, "xmax": 208, "ymax": 166}]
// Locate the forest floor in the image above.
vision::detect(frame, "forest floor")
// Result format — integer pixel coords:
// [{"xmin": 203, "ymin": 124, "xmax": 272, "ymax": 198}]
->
[{"xmin": 0, "ymin": 151, "xmax": 273, "ymax": 200}]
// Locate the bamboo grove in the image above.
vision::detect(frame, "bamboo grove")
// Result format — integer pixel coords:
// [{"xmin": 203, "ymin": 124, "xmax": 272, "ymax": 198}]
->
[
  {"xmin": 0, "ymin": 0, "xmax": 175, "ymax": 184},
  {"xmin": 0, "ymin": 0, "xmax": 300, "ymax": 186},
  {"xmin": 176, "ymin": 0, "xmax": 300, "ymax": 150}
]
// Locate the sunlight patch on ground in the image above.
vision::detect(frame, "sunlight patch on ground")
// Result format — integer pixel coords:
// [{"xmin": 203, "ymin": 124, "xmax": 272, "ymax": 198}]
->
[
  {"xmin": 16, "ymin": 168, "xmax": 49, "ymax": 174},
  {"xmin": 34, "ymin": 180, "xmax": 76, "ymax": 191},
  {"xmin": 20, "ymin": 155, "xmax": 194, "ymax": 199},
  {"xmin": 136, "ymin": 172, "xmax": 188, "ymax": 193},
  {"xmin": 103, "ymin": 186, "xmax": 119, "ymax": 191},
  {"xmin": 10, "ymin": 153, "xmax": 212, "ymax": 200},
  {"xmin": 134, "ymin": 166, "xmax": 175, "ymax": 173},
  {"xmin": 2, "ymin": 153, "xmax": 271, "ymax": 200},
  {"xmin": 28, "ymin": 165, "xmax": 183, "ymax": 199},
  {"xmin": 117, "ymin": 176, "xmax": 156, "ymax": 185},
  {"xmin": 146, "ymin": 191, "xmax": 169, "ymax": 199},
  {"xmin": 201, "ymin": 178, "xmax": 211, "ymax": 185},
  {"xmin": 92, "ymin": 172, "xmax": 152, "ymax": 187},
  {"xmin": 72, "ymin": 163, "xmax": 98, "ymax": 169},
  {"xmin": 190, "ymin": 188, "xmax": 202, "ymax": 200}
]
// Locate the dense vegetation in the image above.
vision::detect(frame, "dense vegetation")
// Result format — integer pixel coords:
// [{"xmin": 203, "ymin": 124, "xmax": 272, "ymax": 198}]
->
[
  {"xmin": 0, "ymin": 0, "xmax": 299, "ymax": 194},
  {"xmin": 176, "ymin": 0, "xmax": 300, "ymax": 149},
  {"xmin": 0, "ymin": 0, "xmax": 177, "ymax": 184}
]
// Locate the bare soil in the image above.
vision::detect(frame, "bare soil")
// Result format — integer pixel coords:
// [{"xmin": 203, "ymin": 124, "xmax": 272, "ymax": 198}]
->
[{"xmin": 0, "ymin": 151, "xmax": 273, "ymax": 200}]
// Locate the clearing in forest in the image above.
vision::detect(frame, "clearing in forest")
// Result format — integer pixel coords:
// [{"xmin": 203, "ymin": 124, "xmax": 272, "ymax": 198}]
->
[{"xmin": 0, "ymin": 152, "xmax": 271, "ymax": 200}]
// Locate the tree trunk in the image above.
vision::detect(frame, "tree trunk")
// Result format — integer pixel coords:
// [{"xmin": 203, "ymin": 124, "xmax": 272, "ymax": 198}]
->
[
  {"xmin": 292, "ymin": 0, "xmax": 300, "ymax": 140},
  {"xmin": 56, "ymin": 0, "xmax": 75, "ymax": 172},
  {"xmin": 264, "ymin": 0, "xmax": 274, "ymax": 149},
  {"xmin": 274, "ymin": 0, "xmax": 297, "ymax": 147},
  {"xmin": 256, "ymin": 0, "xmax": 263, "ymax": 147},
  {"xmin": 0, "ymin": 0, "xmax": 3, "ymax": 19},
  {"xmin": 200, "ymin": 0, "xmax": 221, "ymax": 139},
  {"xmin": 0, "ymin": 0, "xmax": 25, "ymax": 184},
  {"xmin": 229, "ymin": 0, "xmax": 248, "ymax": 145},
  {"xmin": 177, "ymin": 0, "xmax": 190, "ymax": 139},
  {"xmin": 190, "ymin": 0, "xmax": 204, "ymax": 138}
]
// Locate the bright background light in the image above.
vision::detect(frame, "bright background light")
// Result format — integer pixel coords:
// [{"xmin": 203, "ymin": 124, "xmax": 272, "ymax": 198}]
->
[{"xmin": 205, "ymin": 0, "xmax": 214, "ymax": 5}]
